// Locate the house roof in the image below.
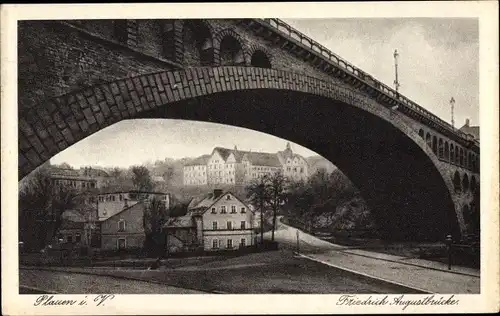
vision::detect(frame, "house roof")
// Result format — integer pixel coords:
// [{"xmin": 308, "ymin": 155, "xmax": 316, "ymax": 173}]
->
[
  {"xmin": 185, "ymin": 154, "xmax": 211, "ymax": 166},
  {"xmin": 163, "ymin": 215, "xmax": 196, "ymax": 228},
  {"xmin": 61, "ymin": 209, "xmax": 86, "ymax": 222},
  {"xmin": 97, "ymin": 190, "xmax": 168, "ymax": 196},
  {"xmin": 188, "ymin": 190, "xmax": 253, "ymax": 216},
  {"xmin": 213, "ymin": 147, "xmax": 234, "ymax": 161},
  {"xmin": 80, "ymin": 167, "xmax": 109, "ymax": 177},
  {"xmin": 50, "ymin": 167, "xmax": 82, "ymax": 178},
  {"xmin": 459, "ymin": 125, "xmax": 480, "ymax": 140},
  {"xmin": 243, "ymin": 152, "xmax": 282, "ymax": 167},
  {"xmin": 99, "ymin": 201, "xmax": 145, "ymax": 222},
  {"xmin": 277, "ymin": 151, "xmax": 309, "ymax": 166},
  {"xmin": 60, "ymin": 220, "xmax": 84, "ymax": 230}
]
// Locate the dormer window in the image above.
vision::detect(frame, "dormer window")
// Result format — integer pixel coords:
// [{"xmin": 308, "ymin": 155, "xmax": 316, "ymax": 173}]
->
[
  {"xmin": 211, "ymin": 207, "xmax": 216, "ymax": 214},
  {"xmin": 226, "ymin": 195, "xmax": 231, "ymax": 200}
]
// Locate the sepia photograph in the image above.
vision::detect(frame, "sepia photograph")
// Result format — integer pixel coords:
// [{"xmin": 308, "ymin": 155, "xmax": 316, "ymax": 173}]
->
[{"xmin": 2, "ymin": 2, "xmax": 499, "ymax": 315}]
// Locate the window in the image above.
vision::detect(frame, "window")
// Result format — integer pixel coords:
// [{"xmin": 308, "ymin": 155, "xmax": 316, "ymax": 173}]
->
[
  {"xmin": 75, "ymin": 233, "xmax": 81, "ymax": 242},
  {"xmin": 240, "ymin": 221, "xmax": 246, "ymax": 229},
  {"xmin": 117, "ymin": 238, "xmax": 126, "ymax": 250},
  {"xmin": 211, "ymin": 207, "xmax": 216, "ymax": 214},
  {"xmin": 227, "ymin": 239, "xmax": 233, "ymax": 249},
  {"xmin": 240, "ymin": 238, "xmax": 246, "ymax": 247},
  {"xmin": 67, "ymin": 235, "xmax": 73, "ymax": 243},
  {"xmin": 221, "ymin": 206, "xmax": 227, "ymax": 214},
  {"xmin": 227, "ymin": 221, "xmax": 232, "ymax": 230},
  {"xmin": 118, "ymin": 220, "xmax": 126, "ymax": 232},
  {"xmin": 231, "ymin": 205, "xmax": 236, "ymax": 213},
  {"xmin": 212, "ymin": 221, "xmax": 218, "ymax": 230},
  {"xmin": 300, "ymin": 167, "xmax": 304, "ymax": 173},
  {"xmin": 241, "ymin": 207, "xmax": 246, "ymax": 213},
  {"xmin": 119, "ymin": 194, "xmax": 123, "ymax": 201},
  {"xmin": 212, "ymin": 239, "xmax": 219, "ymax": 249}
]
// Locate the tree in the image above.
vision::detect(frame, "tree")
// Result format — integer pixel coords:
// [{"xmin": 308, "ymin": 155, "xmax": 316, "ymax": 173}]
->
[
  {"xmin": 267, "ymin": 172, "xmax": 288, "ymax": 241},
  {"xmin": 19, "ymin": 165, "xmax": 78, "ymax": 249},
  {"xmin": 143, "ymin": 197, "xmax": 169, "ymax": 257},
  {"xmin": 109, "ymin": 167, "xmax": 123, "ymax": 178},
  {"xmin": 246, "ymin": 175, "xmax": 270, "ymax": 245},
  {"xmin": 131, "ymin": 165, "xmax": 153, "ymax": 192}
]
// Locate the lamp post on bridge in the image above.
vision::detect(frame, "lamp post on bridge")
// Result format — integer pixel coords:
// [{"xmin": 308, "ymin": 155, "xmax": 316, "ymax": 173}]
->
[
  {"xmin": 393, "ymin": 49, "xmax": 401, "ymax": 95},
  {"xmin": 450, "ymin": 97, "xmax": 456, "ymax": 129}
]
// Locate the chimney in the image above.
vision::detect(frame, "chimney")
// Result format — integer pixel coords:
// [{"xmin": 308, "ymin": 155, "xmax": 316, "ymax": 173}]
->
[
  {"xmin": 213, "ymin": 189, "xmax": 223, "ymax": 199},
  {"xmin": 465, "ymin": 118, "xmax": 470, "ymax": 127}
]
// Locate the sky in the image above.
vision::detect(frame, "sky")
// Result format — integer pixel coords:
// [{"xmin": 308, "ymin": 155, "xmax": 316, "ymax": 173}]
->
[{"xmin": 50, "ymin": 18, "xmax": 479, "ymax": 169}]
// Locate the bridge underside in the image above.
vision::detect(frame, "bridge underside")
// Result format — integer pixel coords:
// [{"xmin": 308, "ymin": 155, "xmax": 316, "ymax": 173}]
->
[{"xmin": 134, "ymin": 89, "xmax": 460, "ymax": 241}]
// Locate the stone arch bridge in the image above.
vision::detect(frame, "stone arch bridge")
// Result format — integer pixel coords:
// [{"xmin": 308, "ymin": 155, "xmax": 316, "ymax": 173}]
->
[{"xmin": 18, "ymin": 18, "xmax": 480, "ymax": 241}]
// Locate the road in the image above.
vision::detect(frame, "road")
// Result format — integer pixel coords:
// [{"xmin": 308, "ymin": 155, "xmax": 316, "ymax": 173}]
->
[
  {"xmin": 264, "ymin": 217, "xmax": 480, "ymax": 294},
  {"xmin": 19, "ymin": 269, "xmax": 205, "ymax": 294}
]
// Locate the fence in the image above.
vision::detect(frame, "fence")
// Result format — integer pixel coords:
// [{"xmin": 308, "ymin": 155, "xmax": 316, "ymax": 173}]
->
[{"xmin": 256, "ymin": 18, "xmax": 478, "ymax": 146}]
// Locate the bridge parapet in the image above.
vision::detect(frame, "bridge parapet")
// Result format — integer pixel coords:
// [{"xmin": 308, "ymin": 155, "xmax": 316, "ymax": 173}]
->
[{"xmin": 255, "ymin": 18, "xmax": 478, "ymax": 150}]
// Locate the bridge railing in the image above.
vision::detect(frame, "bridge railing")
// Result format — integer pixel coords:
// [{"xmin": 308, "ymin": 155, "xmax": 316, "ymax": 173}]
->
[{"xmin": 257, "ymin": 18, "xmax": 477, "ymax": 145}]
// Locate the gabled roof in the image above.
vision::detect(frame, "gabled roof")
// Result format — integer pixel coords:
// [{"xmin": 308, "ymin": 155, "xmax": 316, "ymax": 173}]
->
[
  {"xmin": 99, "ymin": 201, "xmax": 145, "ymax": 222},
  {"xmin": 60, "ymin": 220, "xmax": 84, "ymax": 230},
  {"xmin": 188, "ymin": 191, "xmax": 253, "ymax": 216},
  {"xmin": 243, "ymin": 152, "xmax": 282, "ymax": 167},
  {"xmin": 212, "ymin": 147, "xmax": 234, "ymax": 161},
  {"xmin": 163, "ymin": 215, "xmax": 196, "ymax": 228},
  {"xmin": 61, "ymin": 209, "xmax": 86, "ymax": 222},
  {"xmin": 459, "ymin": 125, "xmax": 480, "ymax": 140},
  {"xmin": 277, "ymin": 151, "xmax": 309, "ymax": 167},
  {"xmin": 185, "ymin": 154, "xmax": 211, "ymax": 166}
]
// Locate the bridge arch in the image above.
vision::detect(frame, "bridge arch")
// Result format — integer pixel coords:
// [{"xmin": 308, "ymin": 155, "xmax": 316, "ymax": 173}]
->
[
  {"xmin": 462, "ymin": 173, "xmax": 470, "ymax": 192},
  {"xmin": 213, "ymin": 29, "xmax": 248, "ymax": 66},
  {"xmin": 453, "ymin": 171, "xmax": 462, "ymax": 193},
  {"xmin": 19, "ymin": 66, "xmax": 464, "ymax": 241},
  {"xmin": 181, "ymin": 20, "xmax": 214, "ymax": 66},
  {"xmin": 432, "ymin": 135, "xmax": 438, "ymax": 154}
]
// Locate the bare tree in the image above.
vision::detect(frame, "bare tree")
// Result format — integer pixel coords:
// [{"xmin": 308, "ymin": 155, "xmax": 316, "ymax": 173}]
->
[
  {"xmin": 267, "ymin": 172, "xmax": 288, "ymax": 241},
  {"xmin": 246, "ymin": 175, "xmax": 270, "ymax": 244}
]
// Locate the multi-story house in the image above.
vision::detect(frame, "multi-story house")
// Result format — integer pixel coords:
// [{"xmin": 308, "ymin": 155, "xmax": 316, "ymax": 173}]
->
[
  {"xmin": 99, "ymin": 201, "xmax": 147, "ymax": 250},
  {"xmin": 183, "ymin": 154, "xmax": 210, "ymax": 186},
  {"xmin": 95, "ymin": 190, "xmax": 170, "ymax": 250},
  {"xmin": 163, "ymin": 189, "xmax": 255, "ymax": 252}
]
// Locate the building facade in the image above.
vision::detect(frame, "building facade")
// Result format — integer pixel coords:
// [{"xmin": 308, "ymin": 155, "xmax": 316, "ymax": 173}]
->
[
  {"xmin": 183, "ymin": 155, "xmax": 210, "ymax": 186},
  {"xmin": 183, "ymin": 143, "xmax": 310, "ymax": 186},
  {"xmin": 163, "ymin": 190, "xmax": 255, "ymax": 252},
  {"xmin": 95, "ymin": 190, "xmax": 170, "ymax": 250},
  {"xmin": 50, "ymin": 166, "xmax": 109, "ymax": 191},
  {"xmin": 99, "ymin": 202, "xmax": 146, "ymax": 250}
]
